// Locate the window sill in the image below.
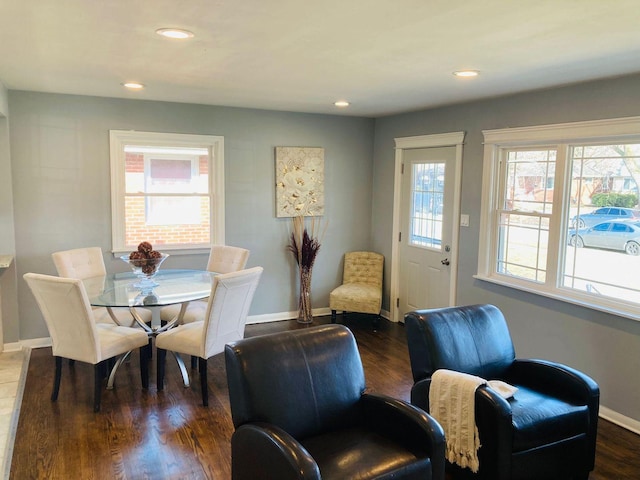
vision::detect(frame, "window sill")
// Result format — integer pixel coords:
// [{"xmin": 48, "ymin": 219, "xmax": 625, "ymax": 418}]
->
[
  {"xmin": 473, "ymin": 274, "xmax": 640, "ymax": 323},
  {"xmin": 112, "ymin": 247, "xmax": 210, "ymax": 258}
]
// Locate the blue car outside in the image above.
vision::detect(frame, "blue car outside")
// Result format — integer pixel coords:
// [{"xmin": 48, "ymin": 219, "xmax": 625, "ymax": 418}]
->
[
  {"xmin": 571, "ymin": 207, "xmax": 640, "ymax": 228},
  {"xmin": 568, "ymin": 220, "xmax": 640, "ymax": 255}
]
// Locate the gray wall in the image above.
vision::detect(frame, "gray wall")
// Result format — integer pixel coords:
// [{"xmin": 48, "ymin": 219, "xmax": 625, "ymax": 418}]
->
[
  {"xmin": 372, "ymin": 73, "xmax": 640, "ymax": 423},
  {"xmin": 0, "ymin": 83, "xmax": 13, "ymax": 254},
  {"xmin": 0, "ymin": 82, "xmax": 19, "ymax": 346},
  {"xmin": 8, "ymin": 91, "xmax": 374, "ymax": 340},
  {"xmin": 0, "ymin": 83, "xmax": 7, "ymax": 116}
]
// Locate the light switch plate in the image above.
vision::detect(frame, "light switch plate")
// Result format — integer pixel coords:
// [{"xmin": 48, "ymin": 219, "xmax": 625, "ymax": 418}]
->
[{"xmin": 460, "ymin": 214, "xmax": 470, "ymax": 227}]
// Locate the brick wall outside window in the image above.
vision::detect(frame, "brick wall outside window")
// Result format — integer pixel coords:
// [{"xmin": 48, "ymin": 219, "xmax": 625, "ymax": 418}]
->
[{"xmin": 124, "ymin": 153, "xmax": 210, "ymax": 247}]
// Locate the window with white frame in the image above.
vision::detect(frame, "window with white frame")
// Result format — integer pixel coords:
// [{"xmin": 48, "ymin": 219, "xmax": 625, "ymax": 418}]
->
[
  {"xmin": 109, "ymin": 131, "xmax": 224, "ymax": 253},
  {"xmin": 143, "ymin": 153, "xmax": 202, "ymax": 226},
  {"xmin": 478, "ymin": 117, "xmax": 640, "ymax": 320}
]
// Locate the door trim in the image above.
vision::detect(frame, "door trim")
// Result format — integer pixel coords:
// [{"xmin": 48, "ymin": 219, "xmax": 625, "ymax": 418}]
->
[{"xmin": 390, "ymin": 132, "xmax": 465, "ymax": 322}]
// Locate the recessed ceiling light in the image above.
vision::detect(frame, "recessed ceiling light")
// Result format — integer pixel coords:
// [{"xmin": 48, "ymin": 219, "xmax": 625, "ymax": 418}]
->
[
  {"xmin": 334, "ymin": 100, "xmax": 350, "ymax": 107},
  {"xmin": 156, "ymin": 28, "xmax": 195, "ymax": 39},
  {"xmin": 122, "ymin": 82, "xmax": 145, "ymax": 90},
  {"xmin": 453, "ymin": 70, "xmax": 479, "ymax": 77}
]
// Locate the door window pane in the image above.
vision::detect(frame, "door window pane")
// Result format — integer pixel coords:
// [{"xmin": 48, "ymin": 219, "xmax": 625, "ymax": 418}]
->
[{"xmin": 409, "ymin": 162, "xmax": 444, "ymax": 249}]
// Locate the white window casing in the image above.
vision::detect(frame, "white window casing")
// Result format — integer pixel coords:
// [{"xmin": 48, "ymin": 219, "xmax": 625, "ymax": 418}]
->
[
  {"xmin": 109, "ymin": 130, "xmax": 225, "ymax": 255},
  {"xmin": 477, "ymin": 116, "xmax": 640, "ymax": 321}
]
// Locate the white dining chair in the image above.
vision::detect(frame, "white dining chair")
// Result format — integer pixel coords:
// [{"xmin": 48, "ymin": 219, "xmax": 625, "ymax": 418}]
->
[
  {"xmin": 155, "ymin": 266, "xmax": 263, "ymax": 406},
  {"xmin": 52, "ymin": 247, "xmax": 152, "ymax": 327},
  {"xmin": 159, "ymin": 244, "xmax": 250, "ymax": 325},
  {"xmin": 23, "ymin": 273, "xmax": 150, "ymax": 412}
]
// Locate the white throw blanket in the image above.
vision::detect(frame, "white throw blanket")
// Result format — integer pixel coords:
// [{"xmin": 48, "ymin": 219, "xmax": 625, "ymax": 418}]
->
[{"xmin": 429, "ymin": 369, "xmax": 486, "ymax": 473}]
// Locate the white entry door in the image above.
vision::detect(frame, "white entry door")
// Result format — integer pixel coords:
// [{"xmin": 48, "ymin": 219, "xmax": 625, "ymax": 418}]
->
[{"xmin": 398, "ymin": 146, "xmax": 457, "ymax": 320}]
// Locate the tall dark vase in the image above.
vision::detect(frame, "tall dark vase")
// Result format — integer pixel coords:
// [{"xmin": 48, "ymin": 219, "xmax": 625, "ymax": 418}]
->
[{"xmin": 297, "ymin": 266, "xmax": 313, "ymax": 324}]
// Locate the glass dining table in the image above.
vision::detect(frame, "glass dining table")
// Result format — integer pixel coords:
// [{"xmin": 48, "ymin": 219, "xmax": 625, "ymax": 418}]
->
[{"xmin": 84, "ymin": 269, "xmax": 217, "ymax": 388}]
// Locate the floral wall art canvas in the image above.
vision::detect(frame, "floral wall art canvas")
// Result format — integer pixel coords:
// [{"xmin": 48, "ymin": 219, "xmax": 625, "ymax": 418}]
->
[{"xmin": 275, "ymin": 146, "xmax": 325, "ymax": 217}]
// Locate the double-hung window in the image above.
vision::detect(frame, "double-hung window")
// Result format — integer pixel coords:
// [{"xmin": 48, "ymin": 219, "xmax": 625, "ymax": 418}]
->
[
  {"xmin": 478, "ymin": 117, "xmax": 640, "ymax": 320},
  {"xmin": 109, "ymin": 130, "xmax": 224, "ymax": 254}
]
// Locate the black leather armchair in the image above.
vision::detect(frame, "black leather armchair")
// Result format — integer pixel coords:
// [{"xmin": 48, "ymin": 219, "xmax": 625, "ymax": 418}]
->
[
  {"xmin": 225, "ymin": 324, "xmax": 446, "ymax": 480},
  {"xmin": 405, "ymin": 304, "xmax": 599, "ymax": 480}
]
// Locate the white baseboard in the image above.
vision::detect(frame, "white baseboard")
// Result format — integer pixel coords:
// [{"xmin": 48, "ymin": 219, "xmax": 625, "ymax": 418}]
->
[
  {"xmin": 1, "ymin": 342, "xmax": 24, "ymax": 352},
  {"xmin": 6, "ymin": 308, "xmax": 393, "ymax": 343},
  {"xmin": 246, "ymin": 307, "xmax": 331, "ymax": 324},
  {"xmin": 19, "ymin": 337, "xmax": 52, "ymax": 349},
  {"xmin": 599, "ymin": 405, "xmax": 640, "ymax": 435},
  {"xmin": 246, "ymin": 307, "xmax": 392, "ymax": 325}
]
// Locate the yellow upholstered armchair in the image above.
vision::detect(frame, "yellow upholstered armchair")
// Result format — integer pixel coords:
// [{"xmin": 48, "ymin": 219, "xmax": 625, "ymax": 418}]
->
[{"xmin": 330, "ymin": 251, "xmax": 384, "ymax": 325}]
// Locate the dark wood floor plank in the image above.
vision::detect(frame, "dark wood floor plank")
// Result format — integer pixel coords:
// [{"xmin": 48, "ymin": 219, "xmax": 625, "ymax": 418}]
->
[{"xmin": 10, "ymin": 314, "xmax": 640, "ymax": 479}]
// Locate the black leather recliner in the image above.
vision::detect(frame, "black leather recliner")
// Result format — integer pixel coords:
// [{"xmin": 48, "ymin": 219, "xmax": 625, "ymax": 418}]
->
[
  {"xmin": 225, "ymin": 324, "xmax": 446, "ymax": 480},
  {"xmin": 405, "ymin": 304, "xmax": 599, "ymax": 480}
]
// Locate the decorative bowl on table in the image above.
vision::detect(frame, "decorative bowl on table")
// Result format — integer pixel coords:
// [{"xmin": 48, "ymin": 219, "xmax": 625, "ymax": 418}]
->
[{"xmin": 121, "ymin": 242, "xmax": 168, "ymax": 289}]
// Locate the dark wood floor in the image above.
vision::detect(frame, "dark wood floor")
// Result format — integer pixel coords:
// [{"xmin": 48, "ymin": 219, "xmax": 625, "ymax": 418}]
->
[{"xmin": 10, "ymin": 315, "xmax": 640, "ymax": 479}]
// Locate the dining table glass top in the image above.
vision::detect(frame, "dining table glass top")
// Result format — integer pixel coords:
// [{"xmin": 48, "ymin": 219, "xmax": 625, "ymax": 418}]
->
[{"xmin": 85, "ymin": 269, "xmax": 216, "ymax": 308}]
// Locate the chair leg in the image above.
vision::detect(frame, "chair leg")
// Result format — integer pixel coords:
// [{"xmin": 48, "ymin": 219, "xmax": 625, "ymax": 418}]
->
[
  {"xmin": 191, "ymin": 356, "xmax": 197, "ymax": 369},
  {"xmin": 139, "ymin": 345, "xmax": 150, "ymax": 389},
  {"xmin": 199, "ymin": 358, "xmax": 208, "ymax": 407},
  {"xmin": 157, "ymin": 348, "xmax": 167, "ymax": 391},
  {"xmin": 97, "ymin": 361, "xmax": 108, "ymax": 379},
  {"xmin": 51, "ymin": 356, "xmax": 62, "ymax": 402},
  {"xmin": 331, "ymin": 310, "xmax": 336, "ymax": 323},
  {"xmin": 94, "ymin": 363, "xmax": 103, "ymax": 412}
]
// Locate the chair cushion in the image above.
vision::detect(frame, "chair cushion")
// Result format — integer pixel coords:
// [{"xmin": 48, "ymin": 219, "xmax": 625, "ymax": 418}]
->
[
  {"xmin": 96, "ymin": 324, "xmax": 149, "ymax": 361},
  {"xmin": 207, "ymin": 245, "xmax": 250, "ymax": 273},
  {"xmin": 51, "ymin": 247, "xmax": 106, "ymax": 279},
  {"xmin": 509, "ymin": 385, "xmax": 589, "ymax": 452},
  {"xmin": 155, "ymin": 322, "xmax": 204, "ymax": 358},
  {"xmin": 93, "ymin": 306, "xmax": 152, "ymax": 326},
  {"xmin": 301, "ymin": 426, "xmax": 432, "ymax": 480},
  {"xmin": 329, "ymin": 283, "xmax": 381, "ymax": 314},
  {"xmin": 159, "ymin": 300, "xmax": 207, "ymax": 324},
  {"xmin": 343, "ymin": 252, "xmax": 383, "ymax": 287},
  {"xmin": 405, "ymin": 305, "xmax": 516, "ymax": 382},
  {"xmin": 226, "ymin": 325, "xmax": 366, "ymax": 439}
]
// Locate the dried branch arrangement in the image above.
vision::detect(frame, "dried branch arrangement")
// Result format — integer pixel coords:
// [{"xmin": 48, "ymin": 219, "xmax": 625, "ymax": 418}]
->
[{"xmin": 287, "ymin": 216, "xmax": 326, "ymax": 269}]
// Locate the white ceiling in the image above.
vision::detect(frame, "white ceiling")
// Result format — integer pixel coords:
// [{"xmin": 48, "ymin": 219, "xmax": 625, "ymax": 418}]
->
[{"xmin": 1, "ymin": 0, "xmax": 640, "ymax": 117}]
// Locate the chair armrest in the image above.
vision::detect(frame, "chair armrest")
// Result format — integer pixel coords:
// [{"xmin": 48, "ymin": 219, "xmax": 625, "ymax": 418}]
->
[
  {"xmin": 474, "ymin": 387, "xmax": 514, "ymax": 479},
  {"xmin": 410, "ymin": 378, "xmax": 513, "ymax": 478},
  {"xmin": 506, "ymin": 358, "xmax": 600, "ymax": 469},
  {"xmin": 410, "ymin": 378, "xmax": 431, "ymax": 412},
  {"xmin": 506, "ymin": 359, "xmax": 599, "ymax": 405},
  {"xmin": 361, "ymin": 393, "xmax": 445, "ymax": 478},
  {"xmin": 231, "ymin": 423, "xmax": 321, "ymax": 480}
]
